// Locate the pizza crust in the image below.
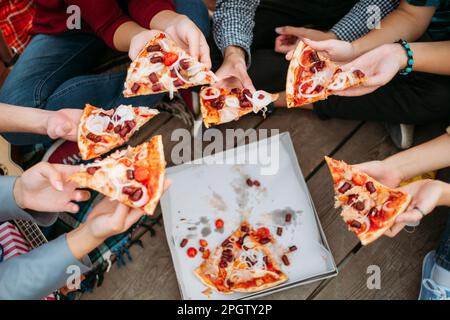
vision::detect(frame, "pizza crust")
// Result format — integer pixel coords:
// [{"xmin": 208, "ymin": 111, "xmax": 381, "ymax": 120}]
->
[{"xmin": 285, "ymin": 41, "xmax": 304, "ymax": 108}]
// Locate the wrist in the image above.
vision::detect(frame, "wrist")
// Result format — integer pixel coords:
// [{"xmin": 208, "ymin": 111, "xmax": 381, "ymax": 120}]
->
[
  {"xmin": 224, "ymin": 46, "xmax": 246, "ymax": 63},
  {"xmin": 67, "ymin": 223, "xmax": 105, "ymax": 261},
  {"xmin": 437, "ymin": 181, "xmax": 450, "ymax": 207},
  {"xmin": 381, "ymin": 157, "xmax": 404, "ymax": 183},
  {"xmin": 13, "ymin": 177, "xmax": 26, "ymax": 209},
  {"xmin": 392, "ymin": 43, "xmax": 408, "ymax": 70}
]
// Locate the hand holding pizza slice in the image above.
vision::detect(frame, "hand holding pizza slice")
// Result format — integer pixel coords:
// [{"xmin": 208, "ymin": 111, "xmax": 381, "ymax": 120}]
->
[
  {"xmin": 325, "ymin": 156, "xmax": 412, "ymax": 245},
  {"xmin": 124, "ymin": 32, "xmax": 218, "ymax": 99},
  {"xmin": 78, "ymin": 104, "xmax": 159, "ymax": 160},
  {"xmin": 70, "ymin": 136, "xmax": 166, "ymax": 215},
  {"xmin": 200, "ymin": 87, "xmax": 278, "ymax": 128},
  {"xmin": 286, "ymin": 40, "xmax": 367, "ymax": 108}
]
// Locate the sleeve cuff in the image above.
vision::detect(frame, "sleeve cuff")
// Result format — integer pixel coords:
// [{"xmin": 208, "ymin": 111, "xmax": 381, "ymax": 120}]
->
[
  {"xmin": 217, "ymin": 38, "xmax": 252, "ymax": 67},
  {"xmin": 102, "ymin": 15, "xmax": 132, "ymax": 50},
  {"xmin": 0, "ymin": 176, "xmax": 58, "ymax": 226}
]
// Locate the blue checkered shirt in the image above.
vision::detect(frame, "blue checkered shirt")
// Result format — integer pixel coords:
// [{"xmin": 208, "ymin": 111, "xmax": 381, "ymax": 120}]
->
[{"xmin": 213, "ymin": 0, "xmax": 399, "ymax": 65}]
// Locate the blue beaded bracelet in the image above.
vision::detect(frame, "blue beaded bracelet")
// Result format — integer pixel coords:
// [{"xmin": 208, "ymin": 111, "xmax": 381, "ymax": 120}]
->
[{"xmin": 396, "ymin": 39, "xmax": 414, "ymax": 75}]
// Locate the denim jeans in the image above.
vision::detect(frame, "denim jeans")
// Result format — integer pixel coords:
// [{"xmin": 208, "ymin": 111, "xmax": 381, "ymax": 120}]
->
[
  {"xmin": 0, "ymin": 0, "xmax": 209, "ymax": 145},
  {"xmin": 436, "ymin": 172, "xmax": 450, "ymax": 271},
  {"xmin": 436, "ymin": 212, "xmax": 450, "ymax": 271}
]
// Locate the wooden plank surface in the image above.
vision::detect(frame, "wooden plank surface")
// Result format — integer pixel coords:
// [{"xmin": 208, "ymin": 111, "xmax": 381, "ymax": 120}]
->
[{"xmin": 83, "ymin": 109, "xmax": 361, "ymax": 300}]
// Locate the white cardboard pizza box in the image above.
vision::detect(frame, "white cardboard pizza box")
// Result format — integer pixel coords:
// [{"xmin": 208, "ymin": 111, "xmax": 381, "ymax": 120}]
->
[{"xmin": 160, "ymin": 132, "xmax": 337, "ymax": 300}]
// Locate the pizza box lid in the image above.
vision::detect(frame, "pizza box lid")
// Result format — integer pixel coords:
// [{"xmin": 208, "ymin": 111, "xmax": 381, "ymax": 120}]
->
[{"xmin": 160, "ymin": 132, "xmax": 337, "ymax": 300}]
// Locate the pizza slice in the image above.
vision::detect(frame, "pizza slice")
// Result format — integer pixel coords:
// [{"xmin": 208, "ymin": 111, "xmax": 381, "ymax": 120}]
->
[
  {"xmin": 123, "ymin": 32, "xmax": 218, "ymax": 99},
  {"xmin": 200, "ymin": 87, "xmax": 278, "ymax": 128},
  {"xmin": 194, "ymin": 221, "xmax": 288, "ymax": 294},
  {"xmin": 286, "ymin": 40, "xmax": 366, "ymax": 108},
  {"xmin": 70, "ymin": 136, "xmax": 166, "ymax": 215},
  {"xmin": 78, "ymin": 104, "xmax": 159, "ymax": 160},
  {"xmin": 325, "ymin": 156, "xmax": 412, "ymax": 245}
]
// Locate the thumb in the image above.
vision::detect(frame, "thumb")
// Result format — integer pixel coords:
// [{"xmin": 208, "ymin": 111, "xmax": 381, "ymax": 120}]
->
[
  {"xmin": 395, "ymin": 209, "xmax": 423, "ymax": 224},
  {"xmin": 39, "ymin": 163, "xmax": 64, "ymax": 191},
  {"xmin": 54, "ymin": 122, "xmax": 73, "ymax": 138},
  {"xmin": 275, "ymin": 26, "xmax": 298, "ymax": 35},
  {"xmin": 302, "ymin": 38, "xmax": 333, "ymax": 52},
  {"xmin": 187, "ymin": 31, "xmax": 200, "ymax": 62}
]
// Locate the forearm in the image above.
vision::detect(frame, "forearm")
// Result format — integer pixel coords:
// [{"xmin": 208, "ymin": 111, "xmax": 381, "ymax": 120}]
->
[
  {"xmin": 410, "ymin": 41, "xmax": 450, "ymax": 75},
  {"xmin": 352, "ymin": 1, "xmax": 435, "ymax": 57},
  {"xmin": 66, "ymin": 224, "xmax": 105, "ymax": 260},
  {"xmin": 113, "ymin": 21, "xmax": 148, "ymax": 52},
  {"xmin": 0, "ymin": 103, "xmax": 48, "ymax": 135},
  {"xmin": 383, "ymin": 134, "xmax": 450, "ymax": 180},
  {"xmin": 0, "ymin": 235, "xmax": 91, "ymax": 299}
]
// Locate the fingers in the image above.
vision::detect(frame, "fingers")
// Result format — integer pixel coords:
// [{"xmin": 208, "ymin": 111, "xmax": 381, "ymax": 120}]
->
[
  {"xmin": 186, "ymin": 30, "xmax": 200, "ymax": 63},
  {"xmin": 124, "ymin": 208, "xmax": 145, "ymax": 229},
  {"xmin": 333, "ymin": 86, "xmax": 379, "ymax": 97},
  {"xmin": 73, "ymin": 190, "xmax": 91, "ymax": 202},
  {"xmin": 48, "ymin": 122, "xmax": 73, "ymax": 140},
  {"xmin": 109, "ymin": 203, "xmax": 130, "ymax": 232},
  {"xmin": 65, "ymin": 202, "xmax": 80, "ymax": 214},
  {"xmin": 198, "ymin": 35, "xmax": 211, "ymax": 69},
  {"xmin": 237, "ymin": 64, "xmax": 256, "ymax": 92},
  {"xmin": 384, "ymin": 223, "xmax": 405, "ymax": 237},
  {"xmin": 37, "ymin": 163, "xmax": 64, "ymax": 191},
  {"xmin": 396, "ymin": 210, "xmax": 423, "ymax": 224},
  {"xmin": 53, "ymin": 164, "xmax": 81, "ymax": 180},
  {"xmin": 275, "ymin": 26, "xmax": 300, "ymax": 36},
  {"xmin": 285, "ymin": 50, "xmax": 294, "ymax": 61}
]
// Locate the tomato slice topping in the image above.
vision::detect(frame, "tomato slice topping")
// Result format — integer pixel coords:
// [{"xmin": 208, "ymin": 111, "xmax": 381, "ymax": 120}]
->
[
  {"xmin": 352, "ymin": 173, "xmax": 367, "ymax": 186},
  {"xmin": 215, "ymin": 219, "xmax": 224, "ymax": 229},
  {"xmin": 256, "ymin": 227, "xmax": 271, "ymax": 239},
  {"xmin": 187, "ymin": 247, "xmax": 197, "ymax": 258},
  {"xmin": 199, "ymin": 239, "xmax": 208, "ymax": 247},
  {"xmin": 163, "ymin": 52, "xmax": 179, "ymax": 66},
  {"xmin": 134, "ymin": 167, "xmax": 150, "ymax": 182}
]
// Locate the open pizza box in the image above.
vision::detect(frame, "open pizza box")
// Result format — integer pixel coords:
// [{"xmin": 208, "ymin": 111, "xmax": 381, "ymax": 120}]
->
[{"xmin": 160, "ymin": 132, "xmax": 337, "ymax": 300}]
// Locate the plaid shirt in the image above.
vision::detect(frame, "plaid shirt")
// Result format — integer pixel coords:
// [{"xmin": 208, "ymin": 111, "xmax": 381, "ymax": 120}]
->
[
  {"xmin": 407, "ymin": 0, "xmax": 450, "ymax": 40},
  {"xmin": 0, "ymin": 0, "xmax": 34, "ymax": 53},
  {"xmin": 213, "ymin": 0, "xmax": 399, "ymax": 65}
]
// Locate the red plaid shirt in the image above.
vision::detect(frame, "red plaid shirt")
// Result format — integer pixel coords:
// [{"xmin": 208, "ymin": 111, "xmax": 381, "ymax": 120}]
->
[{"xmin": 0, "ymin": 0, "xmax": 35, "ymax": 53}]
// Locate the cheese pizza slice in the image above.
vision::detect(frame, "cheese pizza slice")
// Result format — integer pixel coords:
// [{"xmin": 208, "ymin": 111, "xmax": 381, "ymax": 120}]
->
[
  {"xmin": 123, "ymin": 32, "xmax": 218, "ymax": 99},
  {"xmin": 200, "ymin": 87, "xmax": 278, "ymax": 128},
  {"xmin": 325, "ymin": 156, "xmax": 411, "ymax": 245},
  {"xmin": 194, "ymin": 221, "xmax": 288, "ymax": 294},
  {"xmin": 78, "ymin": 104, "xmax": 159, "ymax": 160},
  {"xmin": 70, "ymin": 136, "xmax": 166, "ymax": 215}
]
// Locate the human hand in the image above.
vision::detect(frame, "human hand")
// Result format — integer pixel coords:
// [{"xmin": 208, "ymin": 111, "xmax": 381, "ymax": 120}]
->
[
  {"xmin": 46, "ymin": 109, "xmax": 82, "ymax": 142},
  {"xmin": 13, "ymin": 162, "xmax": 90, "ymax": 213},
  {"xmin": 333, "ymin": 44, "xmax": 407, "ymax": 97},
  {"xmin": 164, "ymin": 14, "xmax": 211, "ymax": 68},
  {"xmin": 128, "ymin": 29, "xmax": 163, "ymax": 61},
  {"xmin": 275, "ymin": 26, "xmax": 337, "ymax": 54},
  {"xmin": 215, "ymin": 46, "xmax": 255, "ymax": 92},
  {"xmin": 353, "ymin": 160, "xmax": 403, "ymax": 188},
  {"xmin": 85, "ymin": 179, "xmax": 171, "ymax": 240},
  {"xmin": 285, "ymin": 38, "xmax": 356, "ymax": 63},
  {"xmin": 384, "ymin": 180, "xmax": 445, "ymax": 237}
]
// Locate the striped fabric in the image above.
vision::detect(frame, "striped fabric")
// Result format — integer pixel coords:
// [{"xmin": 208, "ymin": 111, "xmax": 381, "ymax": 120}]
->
[
  {"xmin": 0, "ymin": 222, "xmax": 57, "ymax": 300},
  {"xmin": 0, "ymin": 222, "xmax": 30, "ymax": 261}
]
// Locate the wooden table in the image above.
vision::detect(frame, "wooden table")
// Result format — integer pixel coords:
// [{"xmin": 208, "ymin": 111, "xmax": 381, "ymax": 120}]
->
[{"xmin": 82, "ymin": 108, "xmax": 448, "ymax": 300}]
